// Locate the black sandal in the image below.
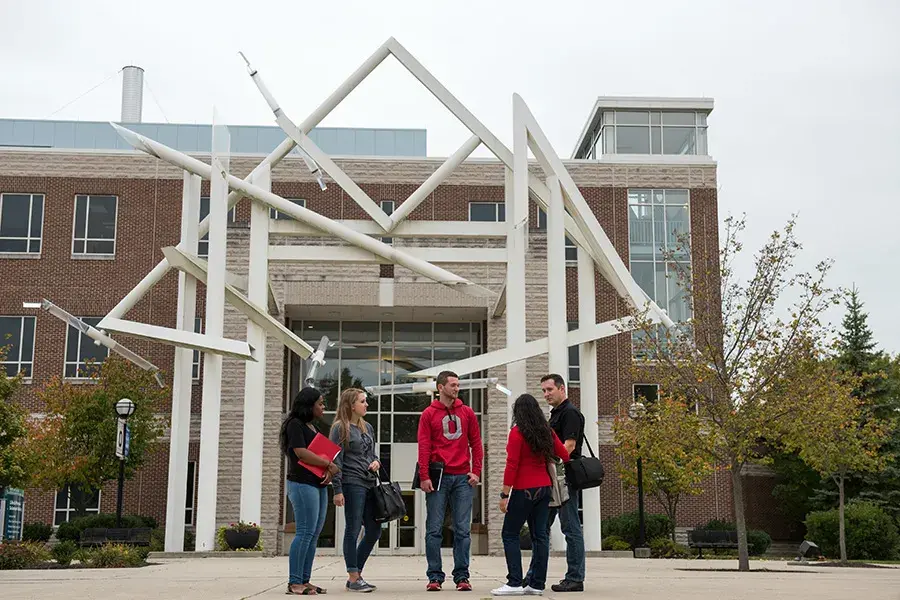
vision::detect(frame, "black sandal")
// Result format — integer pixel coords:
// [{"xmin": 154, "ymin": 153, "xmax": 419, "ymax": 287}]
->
[
  {"xmin": 286, "ymin": 584, "xmax": 315, "ymax": 595},
  {"xmin": 309, "ymin": 585, "xmax": 327, "ymax": 594}
]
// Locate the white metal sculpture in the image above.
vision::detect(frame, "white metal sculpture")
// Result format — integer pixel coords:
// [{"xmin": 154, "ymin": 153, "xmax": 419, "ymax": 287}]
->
[{"xmin": 68, "ymin": 37, "xmax": 676, "ymax": 553}]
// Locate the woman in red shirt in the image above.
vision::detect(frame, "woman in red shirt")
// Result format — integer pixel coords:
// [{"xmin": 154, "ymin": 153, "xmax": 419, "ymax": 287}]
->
[{"xmin": 493, "ymin": 394, "xmax": 570, "ymax": 596}]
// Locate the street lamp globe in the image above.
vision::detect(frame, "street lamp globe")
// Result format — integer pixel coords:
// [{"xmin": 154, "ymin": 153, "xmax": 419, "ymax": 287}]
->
[
  {"xmin": 115, "ymin": 398, "xmax": 136, "ymax": 418},
  {"xmin": 628, "ymin": 400, "xmax": 646, "ymax": 420}
]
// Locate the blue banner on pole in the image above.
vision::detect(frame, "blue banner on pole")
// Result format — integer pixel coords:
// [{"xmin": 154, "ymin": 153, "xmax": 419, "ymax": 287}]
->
[{"xmin": 124, "ymin": 424, "xmax": 131, "ymax": 459}]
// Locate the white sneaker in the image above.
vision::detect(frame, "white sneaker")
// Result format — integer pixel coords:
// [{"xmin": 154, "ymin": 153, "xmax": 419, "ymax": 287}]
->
[
  {"xmin": 491, "ymin": 584, "xmax": 526, "ymax": 596},
  {"xmin": 523, "ymin": 586, "xmax": 543, "ymax": 596}
]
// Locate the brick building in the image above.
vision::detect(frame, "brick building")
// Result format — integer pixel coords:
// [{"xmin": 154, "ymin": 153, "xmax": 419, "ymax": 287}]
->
[{"xmin": 0, "ymin": 95, "xmax": 788, "ymax": 552}]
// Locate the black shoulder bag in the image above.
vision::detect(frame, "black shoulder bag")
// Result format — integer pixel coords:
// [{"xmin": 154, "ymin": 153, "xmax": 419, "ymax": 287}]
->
[
  {"xmin": 564, "ymin": 432, "xmax": 605, "ymax": 490},
  {"xmin": 370, "ymin": 468, "xmax": 407, "ymax": 524}
]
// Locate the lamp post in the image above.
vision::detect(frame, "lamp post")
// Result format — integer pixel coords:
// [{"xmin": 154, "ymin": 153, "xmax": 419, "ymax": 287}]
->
[
  {"xmin": 628, "ymin": 400, "xmax": 649, "ymax": 558},
  {"xmin": 115, "ymin": 398, "xmax": 136, "ymax": 528}
]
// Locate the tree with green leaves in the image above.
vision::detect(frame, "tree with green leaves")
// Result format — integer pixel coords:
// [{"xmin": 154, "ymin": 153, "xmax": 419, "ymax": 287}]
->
[
  {"xmin": 28, "ymin": 357, "xmax": 168, "ymax": 516},
  {"xmin": 0, "ymin": 357, "xmax": 32, "ymax": 495},
  {"xmin": 613, "ymin": 396, "xmax": 715, "ymax": 541},
  {"xmin": 629, "ymin": 215, "xmax": 843, "ymax": 571},
  {"xmin": 782, "ymin": 360, "xmax": 889, "ymax": 564}
]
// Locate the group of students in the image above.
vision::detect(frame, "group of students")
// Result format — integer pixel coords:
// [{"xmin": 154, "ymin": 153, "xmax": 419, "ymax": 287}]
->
[{"xmin": 278, "ymin": 371, "xmax": 587, "ymax": 596}]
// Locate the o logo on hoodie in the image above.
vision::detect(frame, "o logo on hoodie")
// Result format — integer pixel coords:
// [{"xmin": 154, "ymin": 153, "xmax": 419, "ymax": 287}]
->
[{"xmin": 441, "ymin": 414, "xmax": 463, "ymax": 440}]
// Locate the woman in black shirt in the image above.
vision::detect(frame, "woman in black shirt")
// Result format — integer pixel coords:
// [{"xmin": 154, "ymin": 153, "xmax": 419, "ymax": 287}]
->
[{"xmin": 281, "ymin": 387, "xmax": 339, "ymax": 595}]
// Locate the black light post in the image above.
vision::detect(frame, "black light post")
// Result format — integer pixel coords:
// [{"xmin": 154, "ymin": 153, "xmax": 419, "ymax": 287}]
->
[
  {"xmin": 628, "ymin": 401, "xmax": 649, "ymax": 557},
  {"xmin": 115, "ymin": 398, "xmax": 136, "ymax": 528}
]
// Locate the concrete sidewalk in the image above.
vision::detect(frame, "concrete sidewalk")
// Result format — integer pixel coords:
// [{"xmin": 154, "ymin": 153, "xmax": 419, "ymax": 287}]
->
[{"xmin": 2, "ymin": 555, "xmax": 899, "ymax": 600}]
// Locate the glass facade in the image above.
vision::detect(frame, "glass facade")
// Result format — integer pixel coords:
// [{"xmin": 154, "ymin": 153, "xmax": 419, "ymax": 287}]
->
[
  {"xmin": 285, "ymin": 320, "xmax": 485, "ymax": 550},
  {"xmin": 596, "ymin": 110, "xmax": 708, "ymax": 157}
]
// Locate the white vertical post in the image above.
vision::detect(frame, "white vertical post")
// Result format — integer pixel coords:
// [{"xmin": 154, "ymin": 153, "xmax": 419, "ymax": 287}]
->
[
  {"xmin": 546, "ymin": 175, "xmax": 568, "ymax": 551},
  {"xmin": 578, "ymin": 245, "xmax": 602, "ymax": 550},
  {"xmin": 195, "ymin": 119, "xmax": 230, "ymax": 552},
  {"xmin": 165, "ymin": 171, "xmax": 200, "ymax": 552},
  {"xmin": 507, "ymin": 147, "xmax": 526, "ymax": 427},
  {"xmin": 239, "ymin": 165, "xmax": 270, "ymax": 525}
]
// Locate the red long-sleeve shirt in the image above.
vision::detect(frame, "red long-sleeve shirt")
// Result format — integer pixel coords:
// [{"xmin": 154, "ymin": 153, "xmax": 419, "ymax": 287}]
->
[
  {"xmin": 417, "ymin": 399, "xmax": 484, "ymax": 482},
  {"xmin": 503, "ymin": 426, "xmax": 570, "ymax": 489}
]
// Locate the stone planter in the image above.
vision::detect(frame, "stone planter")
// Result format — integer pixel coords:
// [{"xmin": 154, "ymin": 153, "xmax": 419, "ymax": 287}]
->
[{"xmin": 224, "ymin": 528, "xmax": 260, "ymax": 550}]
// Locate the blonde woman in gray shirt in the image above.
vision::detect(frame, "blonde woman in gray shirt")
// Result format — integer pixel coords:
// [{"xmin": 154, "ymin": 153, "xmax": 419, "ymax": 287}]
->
[{"xmin": 330, "ymin": 388, "xmax": 382, "ymax": 593}]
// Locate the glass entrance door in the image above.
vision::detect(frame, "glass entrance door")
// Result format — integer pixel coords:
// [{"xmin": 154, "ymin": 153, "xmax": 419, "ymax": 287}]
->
[{"xmin": 392, "ymin": 490, "xmax": 420, "ymax": 554}]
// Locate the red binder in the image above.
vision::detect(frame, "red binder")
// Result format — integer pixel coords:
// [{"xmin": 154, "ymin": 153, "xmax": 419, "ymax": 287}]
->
[{"xmin": 298, "ymin": 433, "xmax": 342, "ymax": 479}]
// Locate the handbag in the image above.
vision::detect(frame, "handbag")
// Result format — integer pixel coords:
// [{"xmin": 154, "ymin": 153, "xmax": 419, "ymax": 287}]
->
[
  {"xmin": 370, "ymin": 469, "xmax": 407, "ymax": 524},
  {"xmin": 564, "ymin": 434, "xmax": 605, "ymax": 490},
  {"xmin": 547, "ymin": 458, "xmax": 569, "ymax": 508}
]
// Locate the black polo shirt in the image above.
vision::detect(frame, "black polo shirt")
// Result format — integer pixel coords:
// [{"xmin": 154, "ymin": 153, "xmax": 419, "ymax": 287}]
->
[{"xmin": 549, "ymin": 399, "xmax": 584, "ymax": 460}]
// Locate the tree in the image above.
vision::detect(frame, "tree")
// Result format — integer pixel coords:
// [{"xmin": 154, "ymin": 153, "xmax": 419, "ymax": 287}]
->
[
  {"xmin": 0, "ymin": 359, "xmax": 32, "ymax": 495},
  {"xmin": 783, "ymin": 360, "xmax": 889, "ymax": 564},
  {"xmin": 629, "ymin": 215, "xmax": 843, "ymax": 571},
  {"xmin": 28, "ymin": 357, "xmax": 168, "ymax": 515},
  {"xmin": 613, "ymin": 396, "xmax": 715, "ymax": 540}
]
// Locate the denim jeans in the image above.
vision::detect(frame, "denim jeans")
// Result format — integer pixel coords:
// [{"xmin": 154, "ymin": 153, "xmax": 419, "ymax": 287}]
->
[
  {"xmin": 286, "ymin": 481, "xmax": 328, "ymax": 585},
  {"xmin": 525, "ymin": 484, "xmax": 585, "ymax": 584},
  {"xmin": 501, "ymin": 487, "xmax": 551, "ymax": 589},
  {"xmin": 424, "ymin": 473, "xmax": 474, "ymax": 584},
  {"xmin": 342, "ymin": 484, "xmax": 382, "ymax": 574}
]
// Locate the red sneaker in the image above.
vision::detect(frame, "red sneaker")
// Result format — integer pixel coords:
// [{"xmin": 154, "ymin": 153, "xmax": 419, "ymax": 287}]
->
[
  {"xmin": 456, "ymin": 580, "xmax": 472, "ymax": 592},
  {"xmin": 427, "ymin": 581, "xmax": 442, "ymax": 592}
]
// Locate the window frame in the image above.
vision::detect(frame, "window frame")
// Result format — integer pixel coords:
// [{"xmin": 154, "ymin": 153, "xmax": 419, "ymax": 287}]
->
[
  {"xmin": 0, "ymin": 315, "xmax": 36, "ymax": 379},
  {"xmin": 71, "ymin": 194, "xmax": 118, "ymax": 257},
  {"xmin": 198, "ymin": 197, "xmax": 237, "ymax": 257},
  {"xmin": 567, "ymin": 321, "xmax": 580, "ymax": 386},
  {"xmin": 599, "ymin": 111, "xmax": 709, "ymax": 156},
  {"xmin": 380, "ymin": 200, "xmax": 395, "ymax": 245},
  {"xmin": 63, "ymin": 316, "xmax": 110, "ymax": 379},
  {"xmin": 53, "ymin": 485, "xmax": 102, "ymax": 527},
  {"xmin": 270, "ymin": 198, "xmax": 306, "ymax": 221},
  {"xmin": 192, "ymin": 317, "xmax": 202, "ymax": 380},
  {"xmin": 185, "ymin": 461, "xmax": 197, "ymax": 526},
  {"xmin": 0, "ymin": 193, "xmax": 45, "ymax": 254},
  {"xmin": 468, "ymin": 202, "xmax": 506, "ymax": 223}
]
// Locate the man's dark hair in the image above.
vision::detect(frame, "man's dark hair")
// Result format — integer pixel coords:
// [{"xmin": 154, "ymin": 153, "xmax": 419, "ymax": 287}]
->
[
  {"xmin": 540, "ymin": 373, "xmax": 566, "ymax": 389},
  {"xmin": 436, "ymin": 370, "xmax": 459, "ymax": 387}
]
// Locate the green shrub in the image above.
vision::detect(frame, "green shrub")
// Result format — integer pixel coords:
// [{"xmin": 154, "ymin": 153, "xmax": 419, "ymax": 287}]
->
[
  {"xmin": 602, "ymin": 535, "xmax": 632, "ymax": 551},
  {"xmin": 183, "ymin": 528, "xmax": 195, "ymax": 552},
  {"xmin": 51, "ymin": 540, "xmax": 78, "ymax": 566},
  {"xmin": 22, "ymin": 522, "xmax": 53, "ymax": 543},
  {"xmin": 54, "ymin": 514, "xmax": 158, "ymax": 542},
  {"xmin": 601, "ymin": 512, "xmax": 673, "ymax": 548},
  {"xmin": 149, "ymin": 529, "xmax": 164, "ymax": 552},
  {"xmin": 0, "ymin": 541, "xmax": 51, "ymax": 570},
  {"xmin": 649, "ymin": 536, "xmax": 690, "ymax": 559},
  {"xmin": 805, "ymin": 501, "xmax": 900, "ymax": 561},
  {"xmin": 695, "ymin": 519, "xmax": 772, "ymax": 556},
  {"xmin": 81, "ymin": 543, "xmax": 146, "ymax": 568}
]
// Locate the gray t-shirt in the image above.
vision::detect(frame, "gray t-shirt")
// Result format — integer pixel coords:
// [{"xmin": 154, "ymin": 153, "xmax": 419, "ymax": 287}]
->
[{"xmin": 329, "ymin": 421, "xmax": 378, "ymax": 494}]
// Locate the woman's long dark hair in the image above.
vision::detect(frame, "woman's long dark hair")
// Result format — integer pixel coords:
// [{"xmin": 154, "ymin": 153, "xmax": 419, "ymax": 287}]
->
[
  {"xmin": 512, "ymin": 393, "xmax": 556, "ymax": 463},
  {"xmin": 280, "ymin": 386, "xmax": 322, "ymax": 457}
]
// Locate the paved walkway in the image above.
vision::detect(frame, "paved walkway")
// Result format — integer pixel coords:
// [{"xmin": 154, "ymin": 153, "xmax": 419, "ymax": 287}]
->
[{"xmin": 2, "ymin": 555, "xmax": 899, "ymax": 600}]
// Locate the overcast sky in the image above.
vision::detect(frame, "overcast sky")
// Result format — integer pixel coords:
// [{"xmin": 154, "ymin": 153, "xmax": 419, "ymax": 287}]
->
[{"xmin": 2, "ymin": 0, "xmax": 898, "ymax": 352}]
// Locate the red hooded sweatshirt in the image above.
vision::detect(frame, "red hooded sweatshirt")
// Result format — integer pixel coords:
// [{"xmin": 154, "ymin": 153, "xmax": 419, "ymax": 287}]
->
[{"xmin": 417, "ymin": 398, "xmax": 483, "ymax": 482}]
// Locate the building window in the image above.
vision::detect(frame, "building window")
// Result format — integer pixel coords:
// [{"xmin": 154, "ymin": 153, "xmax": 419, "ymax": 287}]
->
[
  {"xmin": 0, "ymin": 193, "xmax": 44, "ymax": 253},
  {"xmin": 536, "ymin": 208, "xmax": 547, "ymax": 230},
  {"xmin": 0, "ymin": 316, "xmax": 36, "ymax": 378},
  {"xmin": 565, "ymin": 236, "xmax": 577, "ymax": 262},
  {"xmin": 54, "ymin": 485, "xmax": 101, "ymax": 526},
  {"xmin": 380, "ymin": 201, "xmax": 395, "ymax": 245},
  {"xmin": 185, "ymin": 461, "xmax": 196, "ymax": 526},
  {"xmin": 192, "ymin": 318, "xmax": 202, "ymax": 380},
  {"xmin": 468, "ymin": 202, "xmax": 505, "ymax": 222},
  {"xmin": 72, "ymin": 195, "xmax": 117, "ymax": 255},
  {"xmin": 64, "ymin": 317, "xmax": 109, "ymax": 378},
  {"xmin": 270, "ymin": 198, "xmax": 306, "ymax": 220},
  {"xmin": 599, "ymin": 111, "xmax": 708, "ymax": 156},
  {"xmin": 567, "ymin": 321, "xmax": 580, "ymax": 385},
  {"xmin": 633, "ymin": 383, "xmax": 660, "ymax": 406},
  {"xmin": 198, "ymin": 197, "xmax": 236, "ymax": 257},
  {"xmin": 628, "ymin": 189, "xmax": 692, "ymax": 326}
]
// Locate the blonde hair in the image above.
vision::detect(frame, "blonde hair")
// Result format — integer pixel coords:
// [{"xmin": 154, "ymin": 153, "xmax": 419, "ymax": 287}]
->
[{"xmin": 331, "ymin": 387, "xmax": 367, "ymax": 446}]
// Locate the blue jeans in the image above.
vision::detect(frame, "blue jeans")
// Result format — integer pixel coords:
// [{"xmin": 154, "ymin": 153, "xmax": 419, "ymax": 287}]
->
[
  {"xmin": 342, "ymin": 484, "xmax": 382, "ymax": 574},
  {"xmin": 286, "ymin": 481, "xmax": 328, "ymax": 585},
  {"xmin": 502, "ymin": 487, "xmax": 551, "ymax": 589},
  {"xmin": 525, "ymin": 484, "xmax": 585, "ymax": 584},
  {"xmin": 424, "ymin": 473, "xmax": 474, "ymax": 584}
]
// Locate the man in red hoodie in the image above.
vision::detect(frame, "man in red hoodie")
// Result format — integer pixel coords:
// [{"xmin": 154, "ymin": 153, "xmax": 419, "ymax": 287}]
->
[{"xmin": 417, "ymin": 370, "xmax": 484, "ymax": 592}]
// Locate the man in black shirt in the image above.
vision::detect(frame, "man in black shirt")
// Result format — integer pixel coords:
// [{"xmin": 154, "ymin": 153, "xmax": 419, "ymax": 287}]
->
[{"xmin": 541, "ymin": 373, "xmax": 585, "ymax": 592}]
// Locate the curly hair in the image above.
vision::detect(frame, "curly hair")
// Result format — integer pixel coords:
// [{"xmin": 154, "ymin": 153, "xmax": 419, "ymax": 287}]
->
[
  {"xmin": 512, "ymin": 393, "xmax": 555, "ymax": 463},
  {"xmin": 280, "ymin": 386, "xmax": 322, "ymax": 457}
]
